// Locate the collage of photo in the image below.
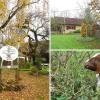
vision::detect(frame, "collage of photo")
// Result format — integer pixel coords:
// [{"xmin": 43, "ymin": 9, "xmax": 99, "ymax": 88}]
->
[{"xmin": 0, "ymin": 0, "xmax": 100, "ymax": 100}]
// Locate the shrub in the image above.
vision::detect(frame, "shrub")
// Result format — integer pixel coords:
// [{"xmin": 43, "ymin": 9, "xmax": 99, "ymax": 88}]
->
[
  {"xmin": 24, "ymin": 62, "xmax": 33, "ymax": 69},
  {"xmin": 73, "ymin": 29, "xmax": 80, "ymax": 33},
  {"xmin": 51, "ymin": 51, "xmax": 99, "ymax": 100},
  {"xmin": 35, "ymin": 57, "xmax": 43, "ymax": 69},
  {"xmin": 39, "ymin": 67, "xmax": 49, "ymax": 75},
  {"xmin": 29, "ymin": 66, "xmax": 39, "ymax": 75},
  {"xmin": 93, "ymin": 23, "xmax": 97, "ymax": 33},
  {"xmin": 29, "ymin": 66, "xmax": 49, "ymax": 75},
  {"xmin": 87, "ymin": 24, "xmax": 93, "ymax": 36},
  {"xmin": 20, "ymin": 69, "xmax": 30, "ymax": 71},
  {"xmin": 81, "ymin": 22, "xmax": 88, "ymax": 37}
]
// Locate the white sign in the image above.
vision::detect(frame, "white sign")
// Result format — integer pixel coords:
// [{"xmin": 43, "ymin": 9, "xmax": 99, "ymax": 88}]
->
[{"xmin": 0, "ymin": 45, "xmax": 18, "ymax": 61}]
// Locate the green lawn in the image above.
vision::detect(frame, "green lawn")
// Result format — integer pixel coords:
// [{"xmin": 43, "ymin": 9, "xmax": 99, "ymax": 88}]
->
[{"xmin": 51, "ymin": 34, "xmax": 100, "ymax": 49}]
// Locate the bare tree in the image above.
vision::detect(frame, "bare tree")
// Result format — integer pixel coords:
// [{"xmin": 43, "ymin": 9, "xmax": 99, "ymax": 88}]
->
[{"xmin": 22, "ymin": 11, "xmax": 49, "ymax": 65}]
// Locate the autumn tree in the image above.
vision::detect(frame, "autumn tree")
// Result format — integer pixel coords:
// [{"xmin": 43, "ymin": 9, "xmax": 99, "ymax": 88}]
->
[
  {"xmin": 93, "ymin": 22, "xmax": 97, "ymax": 33},
  {"xmin": 89, "ymin": 0, "xmax": 100, "ymax": 21},
  {"xmin": 0, "ymin": 0, "xmax": 49, "ymax": 82},
  {"xmin": 0, "ymin": 0, "xmax": 41, "ymax": 47},
  {"xmin": 81, "ymin": 22, "xmax": 88, "ymax": 37},
  {"xmin": 84, "ymin": 7, "xmax": 94, "ymax": 36},
  {"xmin": 0, "ymin": 0, "xmax": 49, "ymax": 65},
  {"xmin": 0, "ymin": 0, "xmax": 41, "ymax": 30}
]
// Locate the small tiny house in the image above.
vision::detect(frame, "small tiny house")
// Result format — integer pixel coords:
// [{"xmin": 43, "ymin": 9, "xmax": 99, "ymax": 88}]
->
[
  {"xmin": 64, "ymin": 18, "xmax": 83, "ymax": 33},
  {"xmin": 51, "ymin": 17, "xmax": 83, "ymax": 34}
]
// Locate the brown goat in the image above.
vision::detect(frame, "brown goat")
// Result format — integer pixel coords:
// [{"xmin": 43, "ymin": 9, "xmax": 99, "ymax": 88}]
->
[{"xmin": 85, "ymin": 54, "xmax": 100, "ymax": 89}]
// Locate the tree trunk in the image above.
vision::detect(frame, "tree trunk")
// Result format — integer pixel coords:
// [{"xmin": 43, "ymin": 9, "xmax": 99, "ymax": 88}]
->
[
  {"xmin": 28, "ymin": 31, "xmax": 38, "ymax": 66},
  {"xmin": 0, "ymin": 68, "xmax": 2, "ymax": 84},
  {"xmin": 32, "ymin": 55, "xmax": 36, "ymax": 65}
]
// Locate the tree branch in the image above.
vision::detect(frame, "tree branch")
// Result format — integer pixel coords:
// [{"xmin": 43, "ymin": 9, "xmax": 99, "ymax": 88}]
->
[{"xmin": 0, "ymin": 0, "xmax": 41, "ymax": 30}]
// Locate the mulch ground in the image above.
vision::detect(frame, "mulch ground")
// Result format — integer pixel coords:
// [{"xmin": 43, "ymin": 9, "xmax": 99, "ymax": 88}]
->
[{"xmin": 0, "ymin": 70, "xmax": 49, "ymax": 100}]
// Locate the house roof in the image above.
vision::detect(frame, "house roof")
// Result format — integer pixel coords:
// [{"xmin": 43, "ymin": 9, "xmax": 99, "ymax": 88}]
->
[
  {"xmin": 52, "ymin": 17, "xmax": 83, "ymax": 26},
  {"xmin": 65, "ymin": 18, "xmax": 83, "ymax": 26}
]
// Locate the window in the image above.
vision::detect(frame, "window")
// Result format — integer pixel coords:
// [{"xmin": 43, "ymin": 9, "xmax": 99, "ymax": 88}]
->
[{"xmin": 66, "ymin": 25, "xmax": 76, "ymax": 30}]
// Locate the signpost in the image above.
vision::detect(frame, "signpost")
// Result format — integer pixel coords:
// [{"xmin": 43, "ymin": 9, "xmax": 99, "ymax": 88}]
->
[
  {"xmin": 0, "ymin": 45, "xmax": 19, "ymax": 83},
  {"xmin": 0, "ymin": 45, "xmax": 18, "ymax": 68},
  {"xmin": 0, "ymin": 45, "xmax": 18, "ymax": 61}
]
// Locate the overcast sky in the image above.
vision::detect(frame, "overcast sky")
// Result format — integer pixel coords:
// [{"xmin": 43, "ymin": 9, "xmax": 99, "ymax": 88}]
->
[
  {"xmin": 50, "ymin": 0, "xmax": 90, "ymax": 11},
  {"xmin": 50, "ymin": 0, "xmax": 91, "ymax": 17}
]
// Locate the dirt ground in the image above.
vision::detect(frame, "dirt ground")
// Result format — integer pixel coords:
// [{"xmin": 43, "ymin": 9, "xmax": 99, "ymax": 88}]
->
[{"xmin": 0, "ymin": 70, "xmax": 49, "ymax": 100}]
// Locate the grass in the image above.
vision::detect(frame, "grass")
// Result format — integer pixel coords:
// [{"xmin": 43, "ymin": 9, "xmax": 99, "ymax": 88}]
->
[
  {"xmin": 51, "ymin": 34, "xmax": 100, "ymax": 49},
  {"xmin": 51, "ymin": 51, "xmax": 100, "ymax": 100},
  {"xmin": 19, "ymin": 68, "xmax": 31, "ymax": 71}
]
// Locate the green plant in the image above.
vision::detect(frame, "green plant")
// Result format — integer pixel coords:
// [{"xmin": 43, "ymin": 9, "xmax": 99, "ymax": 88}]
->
[
  {"xmin": 35, "ymin": 57, "xmax": 43, "ymax": 69},
  {"xmin": 51, "ymin": 51, "xmax": 100, "ymax": 100},
  {"xmin": 29, "ymin": 66, "xmax": 39, "ymax": 75},
  {"xmin": 39, "ymin": 67, "xmax": 49, "ymax": 75},
  {"xmin": 25, "ymin": 62, "xmax": 33, "ymax": 69},
  {"xmin": 73, "ymin": 29, "xmax": 80, "ymax": 33},
  {"xmin": 87, "ymin": 24, "xmax": 93, "ymax": 36},
  {"xmin": 20, "ymin": 69, "xmax": 30, "ymax": 71}
]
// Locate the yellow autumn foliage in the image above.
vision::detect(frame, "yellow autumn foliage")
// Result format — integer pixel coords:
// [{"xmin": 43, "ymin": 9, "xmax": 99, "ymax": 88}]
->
[
  {"xmin": 18, "ymin": 0, "xmax": 32, "ymax": 6},
  {"xmin": 16, "ymin": 10, "xmax": 25, "ymax": 28},
  {"xmin": 4, "ymin": 31, "xmax": 26, "ymax": 47},
  {"xmin": 0, "ymin": 0, "xmax": 8, "ymax": 19},
  {"xmin": 90, "ymin": 0, "xmax": 100, "ymax": 20},
  {"xmin": 16, "ymin": 0, "xmax": 31, "ymax": 28},
  {"xmin": 80, "ymin": 22, "xmax": 88, "ymax": 37}
]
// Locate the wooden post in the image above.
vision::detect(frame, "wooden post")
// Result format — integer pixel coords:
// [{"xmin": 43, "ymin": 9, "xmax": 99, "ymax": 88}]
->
[
  {"xmin": 15, "ymin": 56, "xmax": 20, "ymax": 83},
  {"xmin": 0, "ymin": 68, "xmax": 2, "ymax": 84},
  {"xmin": 15, "ymin": 68, "xmax": 19, "ymax": 83},
  {"xmin": 0, "ymin": 59, "xmax": 3, "ymax": 84},
  {"xmin": 0, "ymin": 59, "xmax": 2, "ymax": 91},
  {"xmin": 15, "ymin": 37, "xmax": 20, "ymax": 83}
]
